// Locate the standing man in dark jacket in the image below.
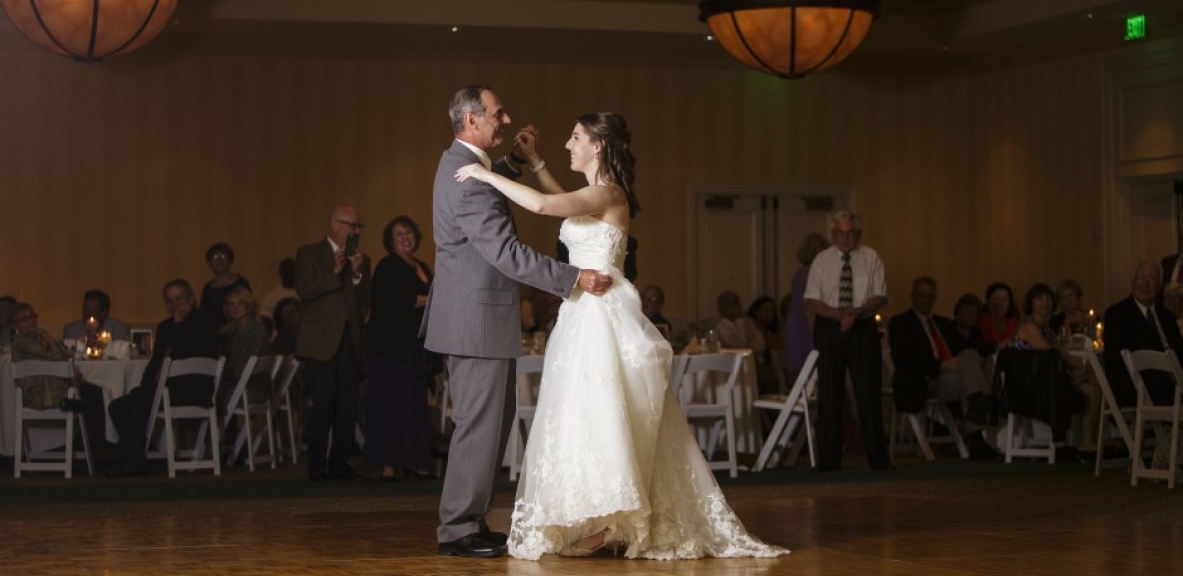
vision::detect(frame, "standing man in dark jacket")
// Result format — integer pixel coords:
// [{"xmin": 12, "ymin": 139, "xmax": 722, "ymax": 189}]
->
[{"xmin": 295, "ymin": 205, "xmax": 372, "ymax": 482}]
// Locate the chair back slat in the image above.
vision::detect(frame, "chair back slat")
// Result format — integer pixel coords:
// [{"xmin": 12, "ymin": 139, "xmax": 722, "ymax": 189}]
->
[
  {"xmin": 11, "ymin": 359, "xmax": 73, "ymax": 380},
  {"xmin": 1121, "ymin": 348, "xmax": 1182, "ymax": 406}
]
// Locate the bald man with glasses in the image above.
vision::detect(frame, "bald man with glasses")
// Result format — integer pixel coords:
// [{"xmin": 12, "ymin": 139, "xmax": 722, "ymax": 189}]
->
[{"xmin": 295, "ymin": 205, "xmax": 372, "ymax": 482}]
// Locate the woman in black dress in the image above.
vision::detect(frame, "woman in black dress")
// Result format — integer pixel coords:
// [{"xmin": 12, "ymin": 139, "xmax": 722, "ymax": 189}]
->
[{"xmin": 364, "ymin": 216, "xmax": 435, "ymax": 481}]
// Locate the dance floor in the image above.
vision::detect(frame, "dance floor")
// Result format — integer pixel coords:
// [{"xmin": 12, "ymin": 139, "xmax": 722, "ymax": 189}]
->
[{"xmin": 1, "ymin": 456, "xmax": 1179, "ymax": 576}]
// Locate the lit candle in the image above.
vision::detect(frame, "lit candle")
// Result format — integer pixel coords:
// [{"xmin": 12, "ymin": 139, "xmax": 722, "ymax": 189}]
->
[
  {"xmin": 97, "ymin": 331, "xmax": 112, "ymax": 345},
  {"xmin": 874, "ymin": 313, "xmax": 881, "ymax": 324}
]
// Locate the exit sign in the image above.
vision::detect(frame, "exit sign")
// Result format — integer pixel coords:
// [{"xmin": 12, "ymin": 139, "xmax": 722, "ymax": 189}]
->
[{"xmin": 1126, "ymin": 14, "xmax": 1146, "ymax": 40}]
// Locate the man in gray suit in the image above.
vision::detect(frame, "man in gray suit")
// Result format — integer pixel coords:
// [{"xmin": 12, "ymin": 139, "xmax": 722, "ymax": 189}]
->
[{"xmin": 423, "ymin": 85, "xmax": 610, "ymax": 558}]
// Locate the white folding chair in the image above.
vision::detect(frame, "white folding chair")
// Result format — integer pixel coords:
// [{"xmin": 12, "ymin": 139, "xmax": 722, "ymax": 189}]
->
[
  {"xmin": 890, "ymin": 398, "xmax": 969, "ymax": 461},
  {"xmin": 996, "ymin": 368, "xmax": 1056, "ymax": 465},
  {"xmin": 145, "ymin": 356, "xmax": 225, "ymax": 478},
  {"xmin": 1072, "ymin": 345, "xmax": 1136, "ymax": 476},
  {"xmin": 11, "ymin": 359, "xmax": 93, "ymax": 478},
  {"xmin": 673, "ymin": 352, "xmax": 745, "ymax": 478},
  {"xmin": 507, "ymin": 354, "xmax": 546, "ymax": 481},
  {"xmin": 753, "ymin": 350, "xmax": 818, "ymax": 471},
  {"xmin": 273, "ymin": 356, "xmax": 302, "ymax": 464},
  {"xmin": 1120, "ymin": 349, "xmax": 1183, "ymax": 488},
  {"xmin": 221, "ymin": 355, "xmax": 281, "ymax": 472}
]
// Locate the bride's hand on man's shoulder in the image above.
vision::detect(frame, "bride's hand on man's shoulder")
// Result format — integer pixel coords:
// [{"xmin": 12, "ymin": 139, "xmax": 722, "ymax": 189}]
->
[{"xmin": 455, "ymin": 163, "xmax": 489, "ymax": 182}]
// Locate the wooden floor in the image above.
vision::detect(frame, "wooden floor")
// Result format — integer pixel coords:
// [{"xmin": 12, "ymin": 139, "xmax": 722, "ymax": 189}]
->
[{"xmin": 1, "ymin": 455, "xmax": 1179, "ymax": 576}]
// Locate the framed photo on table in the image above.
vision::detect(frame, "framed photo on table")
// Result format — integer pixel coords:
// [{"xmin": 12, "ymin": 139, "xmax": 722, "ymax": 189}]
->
[{"xmin": 130, "ymin": 329, "xmax": 153, "ymax": 357}]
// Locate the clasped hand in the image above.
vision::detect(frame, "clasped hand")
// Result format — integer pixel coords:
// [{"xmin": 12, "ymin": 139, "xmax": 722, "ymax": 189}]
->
[{"xmin": 578, "ymin": 270, "xmax": 612, "ymax": 296}]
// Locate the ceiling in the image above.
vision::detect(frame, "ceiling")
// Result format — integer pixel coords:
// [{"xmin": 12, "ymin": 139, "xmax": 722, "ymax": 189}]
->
[{"xmin": 6, "ymin": 0, "xmax": 1183, "ymax": 73}]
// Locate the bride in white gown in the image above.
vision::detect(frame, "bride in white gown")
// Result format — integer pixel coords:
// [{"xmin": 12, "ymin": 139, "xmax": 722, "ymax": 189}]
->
[{"xmin": 455, "ymin": 112, "xmax": 788, "ymax": 561}]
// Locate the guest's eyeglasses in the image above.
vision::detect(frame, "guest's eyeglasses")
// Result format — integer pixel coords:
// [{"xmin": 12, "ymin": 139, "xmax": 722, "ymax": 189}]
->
[
  {"xmin": 13, "ymin": 313, "xmax": 37, "ymax": 322},
  {"xmin": 336, "ymin": 219, "xmax": 365, "ymax": 231}
]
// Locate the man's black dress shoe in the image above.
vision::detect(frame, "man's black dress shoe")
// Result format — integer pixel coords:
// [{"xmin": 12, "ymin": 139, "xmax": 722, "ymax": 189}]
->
[
  {"xmin": 309, "ymin": 472, "xmax": 330, "ymax": 482},
  {"xmin": 438, "ymin": 533, "xmax": 507, "ymax": 558},
  {"xmin": 481, "ymin": 530, "xmax": 508, "ymax": 546}
]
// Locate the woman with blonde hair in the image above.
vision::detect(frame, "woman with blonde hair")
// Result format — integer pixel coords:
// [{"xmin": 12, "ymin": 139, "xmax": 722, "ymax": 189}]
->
[{"xmin": 218, "ymin": 286, "xmax": 271, "ymax": 408}]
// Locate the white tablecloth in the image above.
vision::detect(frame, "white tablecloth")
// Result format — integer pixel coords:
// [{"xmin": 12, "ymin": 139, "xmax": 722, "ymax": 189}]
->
[{"xmin": 1, "ymin": 359, "xmax": 149, "ymax": 455}]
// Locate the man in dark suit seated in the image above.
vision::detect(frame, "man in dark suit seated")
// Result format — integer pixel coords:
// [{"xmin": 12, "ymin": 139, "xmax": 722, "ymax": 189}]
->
[
  {"xmin": 888, "ymin": 277, "xmax": 996, "ymax": 459},
  {"xmin": 107, "ymin": 279, "xmax": 217, "ymax": 477},
  {"xmin": 1103, "ymin": 259, "xmax": 1183, "ymax": 407}
]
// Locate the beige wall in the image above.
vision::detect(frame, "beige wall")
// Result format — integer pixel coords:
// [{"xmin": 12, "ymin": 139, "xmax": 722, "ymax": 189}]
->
[{"xmin": 0, "ymin": 30, "xmax": 1161, "ymax": 329}]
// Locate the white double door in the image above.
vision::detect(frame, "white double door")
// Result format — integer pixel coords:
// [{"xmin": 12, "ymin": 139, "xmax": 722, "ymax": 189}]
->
[{"xmin": 688, "ymin": 187, "xmax": 850, "ymax": 321}]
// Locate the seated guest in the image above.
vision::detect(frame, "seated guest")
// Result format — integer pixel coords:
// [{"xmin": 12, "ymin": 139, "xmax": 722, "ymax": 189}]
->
[
  {"xmin": 1103, "ymin": 260, "xmax": 1183, "ymax": 407},
  {"xmin": 947, "ymin": 293, "xmax": 993, "ymax": 357},
  {"xmin": 641, "ymin": 285, "xmax": 671, "ymax": 329},
  {"xmin": 259, "ymin": 257, "xmax": 298, "ymax": 321},
  {"xmin": 200, "ymin": 242, "xmax": 252, "ymax": 330},
  {"xmin": 715, "ymin": 290, "xmax": 765, "ymax": 353},
  {"xmin": 977, "ymin": 282, "xmax": 1019, "ymax": 348},
  {"xmin": 887, "ymin": 278, "xmax": 996, "ymax": 458},
  {"xmin": 748, "ymin": 295, "xmax": 784, "ymax": 394},
  {"xmin": 1049, "ymin": 279, "xmax": 1090, "ymax": 335},
  {"xmin": 271, "ymin": 297, "xmax": 301, "ymax": 356},
  {"xmin": 1014, "ymin": 283, "xmax": 1102, "ymax": 460},
  {"xmin": 107, "ymin": 279, "xmax": 217, "ymax": 477},
  {"xmin": 1162, "ymin": 282, "xmax": 1183, "ymax": 334},
  {"xmin": 9, "ymin": 302, "xmax": 107, "ymax": 448},
  {"xmin": 217, "ymin": 287, "xmax": 272, "ymax": 408},
  {"xmin": 62, "ymin": 289, "xmax": 132, "ymax": 343}
]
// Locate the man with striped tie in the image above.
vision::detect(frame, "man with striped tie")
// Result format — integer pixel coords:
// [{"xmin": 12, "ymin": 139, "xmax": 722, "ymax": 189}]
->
[{"xmin": 805, "ymin": 210, "xmax": 892, "ymax": 472}]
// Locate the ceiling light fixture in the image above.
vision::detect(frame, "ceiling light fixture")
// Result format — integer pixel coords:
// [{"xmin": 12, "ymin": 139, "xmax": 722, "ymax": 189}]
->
[
  {"xmin": 0, "ymin": 0, "xmax": 177, "ymax": 62},
  {"xmin": 699, "ymin": 0, "xmax": 881, "ymax": 79}
]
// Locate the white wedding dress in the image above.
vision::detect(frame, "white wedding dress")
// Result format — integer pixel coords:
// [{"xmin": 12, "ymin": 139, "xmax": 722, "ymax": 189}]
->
[{"xmin": 508, "ymin": 216, "xmax": 789, "ymax": 561}]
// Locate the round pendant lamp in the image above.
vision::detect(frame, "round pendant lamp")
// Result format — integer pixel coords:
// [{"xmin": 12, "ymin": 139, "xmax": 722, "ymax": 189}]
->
[
  {"xmin": 0, "ymin": 0, "xmax": 178, "ymax": 62},
  {"xmin": 699, "ymin": 0, "xmax": 881, "ymax": 79}
]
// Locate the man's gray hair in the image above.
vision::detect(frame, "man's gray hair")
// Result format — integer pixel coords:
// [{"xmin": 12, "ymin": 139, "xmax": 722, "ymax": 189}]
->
[
  {"xmin": 448, "ymin": 85, "xmax": 492, "ymax": 136},
  {"xmin": 830, "ymin": 209, "xmax": 862, "ymax": 233}
]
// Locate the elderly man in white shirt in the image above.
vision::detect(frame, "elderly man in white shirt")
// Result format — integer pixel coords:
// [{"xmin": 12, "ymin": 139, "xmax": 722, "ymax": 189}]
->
[{"xmin": 805, "ymin": 210, "xmax": 892, "ymax": 472}]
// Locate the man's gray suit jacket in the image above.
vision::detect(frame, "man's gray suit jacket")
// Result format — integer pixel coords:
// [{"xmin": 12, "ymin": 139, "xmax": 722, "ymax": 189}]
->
[{"xmin": 422, "ymin": 140, "xmax": 579, "ymax": 359}]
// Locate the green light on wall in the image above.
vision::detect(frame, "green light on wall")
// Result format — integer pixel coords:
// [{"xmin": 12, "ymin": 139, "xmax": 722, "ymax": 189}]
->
[{"xmin": 1126, "ymin": 14, "xmax": 1146, "ymax": 41}]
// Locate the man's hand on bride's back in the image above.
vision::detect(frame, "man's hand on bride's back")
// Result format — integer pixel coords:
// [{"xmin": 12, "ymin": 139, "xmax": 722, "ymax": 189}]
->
[{"xmin": 577, "ymin": 270, "xmax": 612, "ymax": 296}]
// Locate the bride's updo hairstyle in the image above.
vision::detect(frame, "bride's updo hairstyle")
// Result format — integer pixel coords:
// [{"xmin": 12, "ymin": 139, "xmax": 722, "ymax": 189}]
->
[{"xmin": 577, "ymin": 112, "xmax": 640, "ymax": 218}]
